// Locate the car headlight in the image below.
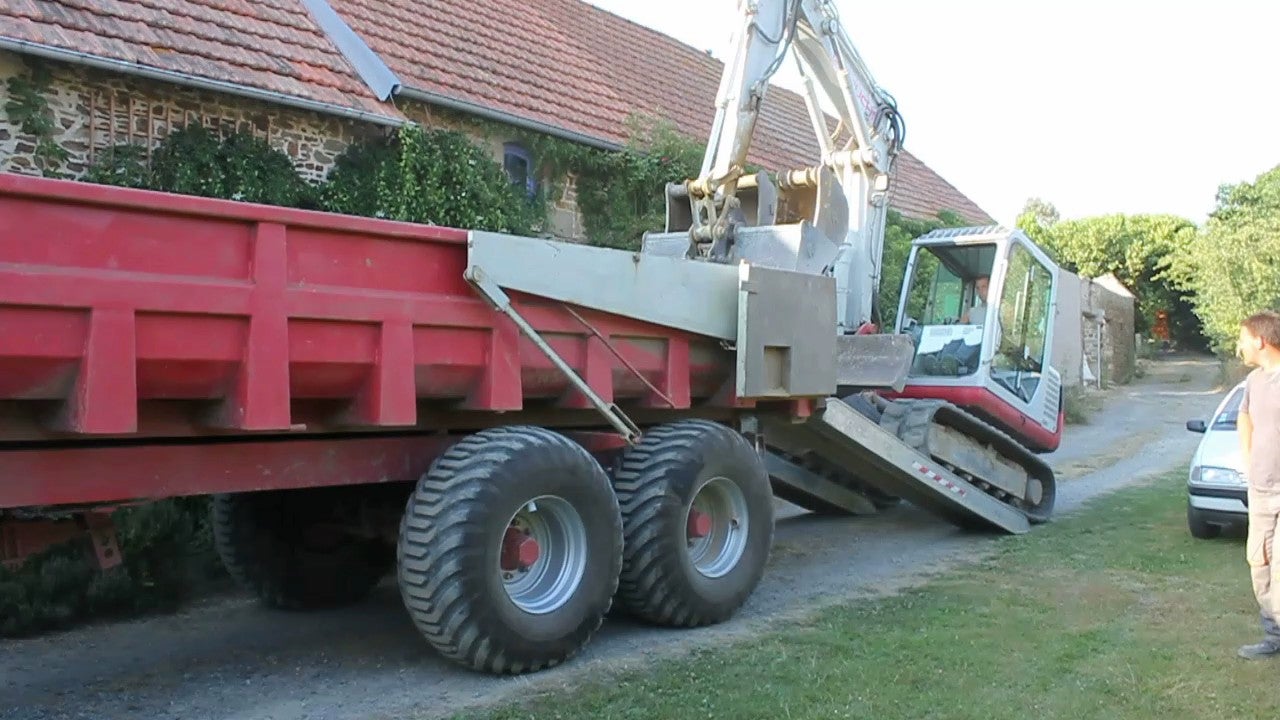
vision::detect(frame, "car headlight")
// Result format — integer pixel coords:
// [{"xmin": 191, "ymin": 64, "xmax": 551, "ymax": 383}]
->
[{"xmin": 1190, "ymin": 465, "xmax": 1244, "ymax": 488}]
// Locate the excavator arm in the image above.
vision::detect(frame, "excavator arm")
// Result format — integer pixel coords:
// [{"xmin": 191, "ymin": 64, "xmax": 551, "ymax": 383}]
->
[{"xmin": 647, "ymin": 0, "xmax": 904, "ymax": 335}]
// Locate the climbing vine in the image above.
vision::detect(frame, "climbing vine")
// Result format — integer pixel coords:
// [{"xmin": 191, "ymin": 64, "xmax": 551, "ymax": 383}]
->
[
  {"xmin": 150, "ymin": 124, "xmax": 318, "ymax": 207},
  {"xmin": 322, "ymin": 124, "xmax": 543, "ymax": 235},
  {"xmin": 82, "ymin": 143, "xmax": 151, "ymax": 189},
  {"xmin": 3, "ymin": 58, "xmax": 70, "ymax": 177}
]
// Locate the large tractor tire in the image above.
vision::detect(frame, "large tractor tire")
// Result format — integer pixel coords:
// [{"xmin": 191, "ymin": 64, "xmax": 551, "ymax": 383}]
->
[
  {"xmin": 211, "ymin": 488, "xmax": 394, "ymax": 611},
  {"xmin": 396, "ymin": 426, "xmax": 623, "ymax": 675},
  {"xmin": 613, "ymin": 420, "xmax": 774, "ymax": 627}
]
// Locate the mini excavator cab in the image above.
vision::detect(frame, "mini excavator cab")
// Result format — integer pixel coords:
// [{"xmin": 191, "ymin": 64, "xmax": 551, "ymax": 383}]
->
[{"xmin": 890, "ymin": 226, "xmax": 1065, "ymax": 453}]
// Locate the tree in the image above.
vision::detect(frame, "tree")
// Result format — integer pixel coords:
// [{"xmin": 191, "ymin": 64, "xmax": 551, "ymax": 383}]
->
[
  {"xmin": 1166, "ymin": 164, "xmax": 1280, "ymax": 352},
  {"xmin": 1019, "ymin": 204, "xmax": 1204, "ymax": 347},
  {"xmin": 1019, "ymin": 197, "xmax": 1060, "ymax": 231}
]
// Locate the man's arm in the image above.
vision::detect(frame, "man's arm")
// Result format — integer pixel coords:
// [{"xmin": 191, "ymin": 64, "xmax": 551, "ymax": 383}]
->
[
  {"xmin": 1240, "ymin": 410, "xmax": 1253, "ymax": 473},
  {"xmin": 1240, "ymin": 383, "xmax": 1252, "ymax": 473}
]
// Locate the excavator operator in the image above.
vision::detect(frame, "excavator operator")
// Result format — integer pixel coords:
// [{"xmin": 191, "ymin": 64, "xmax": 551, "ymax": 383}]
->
[{"xmin": 961, "ymin": 275, "xmax": 990, "ymax": 324}]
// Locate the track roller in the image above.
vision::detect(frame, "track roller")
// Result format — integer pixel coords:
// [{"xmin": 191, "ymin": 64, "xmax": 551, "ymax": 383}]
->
[
  {"xmin": 612, "ymin": 420, "xmax": 774, "ymax": 627},
  {"xmin": 879, "ymin": 399, "xmax": 1056, "ymax": 523},
  {"xmin": 396, "ymin": 426, "xmax": 623, "ymax": 675}
]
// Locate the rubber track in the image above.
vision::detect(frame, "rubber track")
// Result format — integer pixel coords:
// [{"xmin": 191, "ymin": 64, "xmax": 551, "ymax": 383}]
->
[
  {"xmin": 397, "ymin": 426, "xmax": 621, "ymax": 674},
  {"xmin": 878, "ymin": 399, "xmax": 1056, "ymax": 523},
  {"xmin": 613, "ymin": 419, "xmax": 763, "ymax": 627}
]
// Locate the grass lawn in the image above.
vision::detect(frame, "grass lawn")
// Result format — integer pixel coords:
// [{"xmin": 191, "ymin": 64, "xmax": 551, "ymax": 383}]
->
[{"xmin": 466, "ymin": 473, "xmax": 1277, "ymax": 720}]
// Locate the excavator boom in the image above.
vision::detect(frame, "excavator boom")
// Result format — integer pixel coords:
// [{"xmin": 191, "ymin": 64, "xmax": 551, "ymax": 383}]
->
[{"xmin": 642, "ymin": 0, "xmax": 904, "ymax": 338}]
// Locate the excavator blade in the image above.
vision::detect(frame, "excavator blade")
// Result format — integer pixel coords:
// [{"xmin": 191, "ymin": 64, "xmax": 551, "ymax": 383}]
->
[{"xmin": 834, "ymin": 333, "xmax": 915, "ymax": 392}]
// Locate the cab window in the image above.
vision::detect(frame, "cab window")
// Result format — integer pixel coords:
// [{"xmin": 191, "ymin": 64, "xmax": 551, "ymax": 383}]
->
[{"xmin": 990, "ymin": 244, "xmax": 1053, "ymax": 400}]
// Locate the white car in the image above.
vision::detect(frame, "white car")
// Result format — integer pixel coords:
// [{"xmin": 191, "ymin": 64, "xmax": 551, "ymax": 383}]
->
[{"xmin": 1185, "ymin": 380, "xmax": 1248, "ymax": 538}]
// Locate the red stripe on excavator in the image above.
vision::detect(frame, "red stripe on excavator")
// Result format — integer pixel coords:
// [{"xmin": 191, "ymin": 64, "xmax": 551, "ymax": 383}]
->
[
  {"xmin": 890, "ymin": 385, "xmax": 1062, "ymax": 453},
  {"xmin": 912, "ymin": 462, "xmax": 967, "ymax": 497}
]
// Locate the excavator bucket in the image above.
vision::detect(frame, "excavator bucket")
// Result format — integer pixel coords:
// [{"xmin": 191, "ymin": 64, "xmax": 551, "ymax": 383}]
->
[{"xmin": 834, "ymin": 333, "xmax": 915, "ymax": 392}]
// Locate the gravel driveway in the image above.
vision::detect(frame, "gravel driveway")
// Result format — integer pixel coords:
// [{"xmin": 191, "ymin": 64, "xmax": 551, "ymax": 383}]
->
[{"xmin": 2, "ymin": 356, "xmax": 1225, "ymax": 720}]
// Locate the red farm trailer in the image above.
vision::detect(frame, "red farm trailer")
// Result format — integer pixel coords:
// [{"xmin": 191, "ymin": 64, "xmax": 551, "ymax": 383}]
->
[{"xmin": 0, "ymin": 171, "xmax": 1045, "ymax": 675}]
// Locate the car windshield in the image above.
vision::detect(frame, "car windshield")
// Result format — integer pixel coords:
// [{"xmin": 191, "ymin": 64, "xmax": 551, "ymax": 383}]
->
[{"xmin": 1213, "ymin": 387, "xmax": 1245, "ymax": 429}]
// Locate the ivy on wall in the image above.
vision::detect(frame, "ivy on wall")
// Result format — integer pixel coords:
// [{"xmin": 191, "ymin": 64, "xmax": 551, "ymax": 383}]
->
[
  {"xmin": 514, "ymin": 116, "xmax": 706, "ymax": 250},
  {"xmin": 3, "ymin": 58, "xmax": 70, "ymax": 177},
  {"xmin": 322, "ymin": 124, "xmax": 543, "ymax": 235}
]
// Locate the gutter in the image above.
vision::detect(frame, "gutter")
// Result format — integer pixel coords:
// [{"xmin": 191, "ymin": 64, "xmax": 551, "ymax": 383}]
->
[
  {"xmin": 398, "ymin": 86, "xmax": 621, "ymax": 151},
  {"xmin": 0, "ymin": 37, "xmax": 404, "ymax": 127}
]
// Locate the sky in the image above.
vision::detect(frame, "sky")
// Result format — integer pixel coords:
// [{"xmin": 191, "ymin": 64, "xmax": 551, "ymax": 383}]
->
[{"xmin": 584, "ymin": 0, "xmax": 1280, "ymax": 226}]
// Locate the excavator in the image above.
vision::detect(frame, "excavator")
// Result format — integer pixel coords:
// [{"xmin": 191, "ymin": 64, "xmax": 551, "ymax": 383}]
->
[{"xmin": 639, "ymin": 0, "xmax": 1064, "ymax": 532}]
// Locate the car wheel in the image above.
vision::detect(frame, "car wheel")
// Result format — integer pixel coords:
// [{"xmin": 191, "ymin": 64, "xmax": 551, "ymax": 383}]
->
[{"xmin": 1187, "ymin": 505, "xmax": 1221, "ymax": 539}]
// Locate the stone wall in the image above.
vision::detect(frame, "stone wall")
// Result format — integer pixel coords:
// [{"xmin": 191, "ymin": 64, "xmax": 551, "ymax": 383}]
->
[
  {"xmin": 0, "ymin": 52, "xmax": 386, "ymax": 182},
  {"xmin": 1080, "ymin": 275, "xmax": 1137, "ymax": 387},
  {"xmin": 0, "ymin": 51, "xmax": 588, "ymax": 241}
]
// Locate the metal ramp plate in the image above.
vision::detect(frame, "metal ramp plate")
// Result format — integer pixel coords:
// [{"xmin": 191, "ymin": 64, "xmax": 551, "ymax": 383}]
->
[
  {"xmin": 761, "ymin": 399, "xmax": 1031, "ymax": 534},
  {"xmin": 764, "ymin": 452, "xmax": 879, "ymax": 515}
]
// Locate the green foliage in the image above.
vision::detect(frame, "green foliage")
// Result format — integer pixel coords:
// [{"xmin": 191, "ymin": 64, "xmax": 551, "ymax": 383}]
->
[
  {"xmin": 3, "ymin": 58, "xmax": 70, "ymax": 177},
  {"xmin": 0, "ymin": 497, "xmax": 227, "ymax": 637},
  {"xmin": 149, "ymin": 125, "xmax": 318, "ymax": 208},
  {"xmin": 83, "ymin": 143, "xmax": 152, "ymax": 189},
  {"xmin": 1166, "ymin": 165, "xmax": 1280, "ymax": 353},
  {"xmin": 318, "ymin": 131, "xmax": 399, "ymax": 218},
  {"xmin": 573, "ymin": 118, "xmax": 704, "ymax": 250},
  {"xmin": 323, "ymin": 125, "xmax": 543, "ymax": 234},
  {"xmin": 1020, "ymin": 196, "xmax": 1061, "ymax": 231},
  {"xmin": 879, "ymin": 208, "xmax": 969, "ymax": 328},
  {"xmin": 515, "ymin": 115, "xmax": 705, "ymax": 250},
  {"xmin": 1017, "ymin": 199, "xmax": 1204, "ymax": 347}
]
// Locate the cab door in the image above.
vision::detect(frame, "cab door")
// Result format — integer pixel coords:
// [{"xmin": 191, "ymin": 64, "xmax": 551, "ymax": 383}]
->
[{"xmin": 985, "ymin": 237, "xmax": 1061, "ymax": 436}]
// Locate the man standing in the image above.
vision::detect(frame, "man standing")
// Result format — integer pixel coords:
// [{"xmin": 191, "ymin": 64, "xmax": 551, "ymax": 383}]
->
[{"xmin": 1236, "ymin": 310, "xmax": 1280, "ymax": 659}]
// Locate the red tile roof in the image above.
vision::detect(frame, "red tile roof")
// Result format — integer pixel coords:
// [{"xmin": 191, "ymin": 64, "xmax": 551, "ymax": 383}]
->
[
  {"xmin": 329, "ymin": 0, "xmax": 994, "ymax": 224},
  {"xmin": 0, "ymin": 0, "xmax": 399, "ymax": 121}
]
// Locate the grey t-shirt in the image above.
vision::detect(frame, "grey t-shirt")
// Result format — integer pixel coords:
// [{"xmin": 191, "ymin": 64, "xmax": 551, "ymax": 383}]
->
[{"xmin": 1241, "ymin": 366, "xmax": 1280, "ymax": 495}]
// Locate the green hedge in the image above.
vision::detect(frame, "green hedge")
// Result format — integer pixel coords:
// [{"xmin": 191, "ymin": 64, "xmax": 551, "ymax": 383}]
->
[{"xmin": 1, "ymin": 497, "xmax": 226, "ymax": 637}]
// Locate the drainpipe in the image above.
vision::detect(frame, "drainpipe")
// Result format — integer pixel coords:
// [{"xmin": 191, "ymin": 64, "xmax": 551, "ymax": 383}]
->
[{"xmin": 0, "ymin": 37, "xmax": 404, "ymax": 127}]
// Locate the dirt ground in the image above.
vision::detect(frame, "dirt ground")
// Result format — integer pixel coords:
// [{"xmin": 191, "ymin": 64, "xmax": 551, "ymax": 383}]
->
[{"xmin": 1, "ymin": 355, "xmax": 1227, "ymax": 720}]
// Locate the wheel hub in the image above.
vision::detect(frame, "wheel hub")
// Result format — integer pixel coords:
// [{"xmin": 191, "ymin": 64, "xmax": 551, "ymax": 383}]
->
[
  {"xmin": 685, "ymin": 476, "xmax": 749, "ymax": 579},
  {"xmin": 501, "ymin": 526, "xmax": 541, "ymax": 571},
  {"xmin": 499, "ymin": 496, "xmax": 589, "ymax": 615},
  {"xmin": 686, "ymin": 508, "xmax": 712, "ymax": 539}
]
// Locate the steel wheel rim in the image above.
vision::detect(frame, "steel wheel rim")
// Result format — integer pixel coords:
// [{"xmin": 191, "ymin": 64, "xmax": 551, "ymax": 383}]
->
[
  {"xmin": 499, "ymin": 495, "xmax": 588, "ymax": 615},
  {"xmin": 685, "ymin": 476, "xmax": 749, "ymax": 578}
]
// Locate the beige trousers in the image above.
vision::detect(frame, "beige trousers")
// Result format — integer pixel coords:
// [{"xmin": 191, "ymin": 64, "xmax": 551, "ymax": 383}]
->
[{"xmin": 1247, "ymin": 490, "xmax": 1280, "ymax": 639}]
